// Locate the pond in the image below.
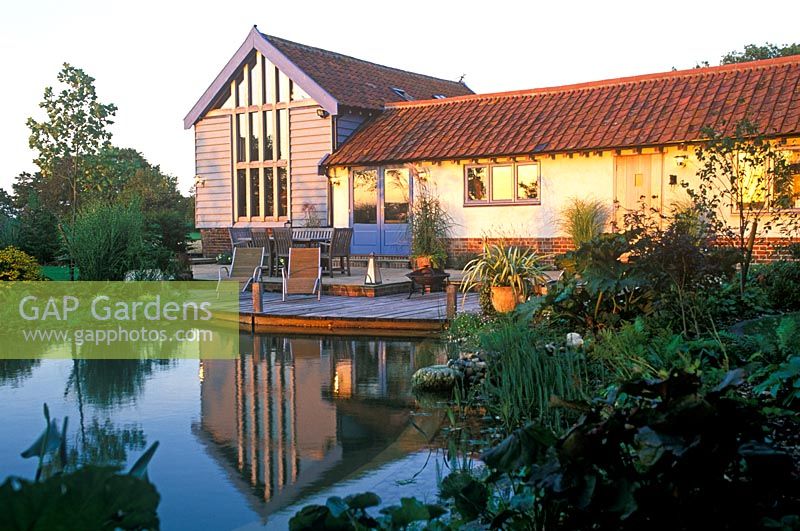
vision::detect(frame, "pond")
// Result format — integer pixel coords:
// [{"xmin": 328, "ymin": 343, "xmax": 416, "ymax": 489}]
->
[{"xmin": 0, "ymin": 333, "xmax": 453, "ymax": 530}]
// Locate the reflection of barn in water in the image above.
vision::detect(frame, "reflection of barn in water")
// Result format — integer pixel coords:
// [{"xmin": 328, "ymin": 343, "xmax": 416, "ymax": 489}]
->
[{"xmin": 195, "ymin": 334, "xmax": 444, "ymax": 517}]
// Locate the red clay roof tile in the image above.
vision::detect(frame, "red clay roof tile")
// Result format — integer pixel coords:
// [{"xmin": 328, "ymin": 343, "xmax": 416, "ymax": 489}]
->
[{"xmin": 326, "ymin": 56, "xmax": 800, "ymax": 166}]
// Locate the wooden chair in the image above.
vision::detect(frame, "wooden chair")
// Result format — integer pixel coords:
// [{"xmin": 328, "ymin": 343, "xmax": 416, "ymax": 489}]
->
[
  {"xmin": 228, "ymin": 227, "xmax": 253, "ymax": 249},
  {"xmin": 272, "ymin": 227, "xmax": 292, "ymax": 272},
  {"xmin": 320, "ymin": 227, "xmax": 353, "ymax": 277},
  {"xmin": 217, "ymin": 247, "xmax": 265, "ymax": 293},
  {"xmin": 281, "ymin": 247, "xmax": 322, "ymax": 301},
  {"xmin": 251, "ymin": 229, "xmax": 274, "ymax": 277}
]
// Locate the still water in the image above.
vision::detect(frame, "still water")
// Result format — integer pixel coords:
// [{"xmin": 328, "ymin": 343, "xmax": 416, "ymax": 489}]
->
[{"xmin": 0, "ymin": 334, "xmax": 451, "ymax": 530}]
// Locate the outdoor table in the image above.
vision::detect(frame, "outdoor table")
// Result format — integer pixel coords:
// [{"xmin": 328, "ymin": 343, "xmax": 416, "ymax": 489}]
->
[{"xmin": 291, "ymin": 237, "xmax": 330, "ymax": 248}]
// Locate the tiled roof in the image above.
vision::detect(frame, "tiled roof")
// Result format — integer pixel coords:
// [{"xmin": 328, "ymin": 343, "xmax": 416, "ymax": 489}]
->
[
  {"xmin": 262, "ymin": 33, "xmax": 474, "ymax": 110},
  {"xmin": 326, "ymin": 56, "xmax": 800, "ymax": 166}
]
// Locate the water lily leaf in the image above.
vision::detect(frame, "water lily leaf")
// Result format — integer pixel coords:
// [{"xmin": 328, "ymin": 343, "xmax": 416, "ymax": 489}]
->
[
  {"xmin": 289, "ymin": 505, "xmax": 330, "ymax": 531},
  {"xmin": 380, "ymin": 497, "xmax": 431, "ymax": 526},
  {"xmin": 325, "ymin": 496, "xmax": 349, "ymax": 518},
  {"xmin": 128, "ymin": 441, "xmax": 159, "ymax": 479},
  {"xmin": 344, "ymin": 492, "xmax": 380, "ymax": 510},
  {"xmin": 482, "ymin": 423, "xmax": 557, "ymax": 473},
  {"xmin": 20, "ymin": 419, "xmax": 61, "ymax": 459},
  {"xmin": 0, "ymin": 465, "xmax": 160, "ymax": 530}
]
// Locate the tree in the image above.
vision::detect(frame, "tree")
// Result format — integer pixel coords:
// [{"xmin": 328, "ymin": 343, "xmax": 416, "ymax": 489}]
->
[
  {"xmin": 721, "ymin": 42, "xmax": 800, "ymax": 64},
  {"xmin": 27, "ymin": 63, "xmax": 117, "ymax": 225},
  {"xmin": 684, "ymin": 120, "xmax": 796, "ymax": 295}
]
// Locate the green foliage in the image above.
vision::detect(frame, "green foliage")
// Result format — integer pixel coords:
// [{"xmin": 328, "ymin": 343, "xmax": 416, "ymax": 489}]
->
[
  {"xmin": 15, "ymin": 195, "xmax": 61, "ymax": 264},
  {"xmin": 546, "ymin": 233, "xmax": 652, "ymax": 330},
  {"xmin": 482, "ymin": 370, "xmax": 799, "ymax": 530},
  {"xmin": 0, "ymin": 466, "xmax": 160, "ymax": 531},
  {"xmin": 479, "ymin": 318, "xmax": 591, "ymax": 431},
  {"xmin": 0, "ymin": 403, "xmax": 160, "ymax": 530},
  {"xmin": 461, "ymin": 239, "xmax": 549, "ymax": 298},
  {"xmin": 754, "ymin": 356, "xmax": 800, "ymax": 409},
  {"xmin": 0, "ymin": 246, "xmax": 44, "ymax": 281},
  {"xmin": 759, "ymin": 260, "xmax": 800, "ymax": 311},
  {"xmin": 560, "ymin": 197, "xmax": 610, "ymax": 247},
  {"xmin": 27, "ymin": 63, "xmax": 117, "ymax": 219},
  {"xmin": 62, "ymin": 202, "xmax": 147, "ymax": 281},
  {"xmin": 409, "ymin": 180, "xmax": 452, "ymax": 268},
  {"xmin": 289, "ymin": 492, "xmax": 446, "ymax": 530},
  {"xmin": 721, "ymin": 42, "xmax": 800, "ymax": 64}
]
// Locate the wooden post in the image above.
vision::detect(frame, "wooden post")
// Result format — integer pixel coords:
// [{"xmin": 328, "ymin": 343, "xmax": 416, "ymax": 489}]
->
[
  {"xmin": 252, "ymin": 281, "xmax": 263, "ymax": 313},
  {"xmin": 446, "ymin": 283, "xmax": 457, "ymax": 319}
]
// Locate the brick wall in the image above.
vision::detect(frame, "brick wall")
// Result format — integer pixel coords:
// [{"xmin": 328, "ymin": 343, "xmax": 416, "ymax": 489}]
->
[
  {"xmin": 748, "ymin": 238, "xmax": 797, "ymax": 263},
  {"xmin": 449, "ymin": 236, "xmax": 797, "ymax": 264},
  {"xmin": 201, "ymin": 228, "xmax": 231, "ymax": 257},
  {"xmin": 447, "ymin": 237, "xmax": 574, "ymax": 264}
]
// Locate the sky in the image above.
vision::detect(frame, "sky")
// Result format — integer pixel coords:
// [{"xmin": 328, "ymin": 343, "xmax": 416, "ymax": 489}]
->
[{"xmin": 1, "ymin": 0, "xmax": 798, "ymax": 195}]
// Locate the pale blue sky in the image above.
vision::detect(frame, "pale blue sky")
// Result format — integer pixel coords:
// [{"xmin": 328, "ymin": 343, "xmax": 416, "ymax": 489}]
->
[{"xmin": 1, "ymin": 0, "xmax": 797, "ymax": 194}]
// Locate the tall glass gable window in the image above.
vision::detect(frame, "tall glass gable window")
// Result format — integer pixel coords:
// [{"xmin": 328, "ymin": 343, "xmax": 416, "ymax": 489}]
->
[
  {"xmin": 464, "ymin": 162, "xmax": 541, "ymax": 205},
  {"xmin": 225, "ymin": 51, "xmax": 309, "ymax": 220}
]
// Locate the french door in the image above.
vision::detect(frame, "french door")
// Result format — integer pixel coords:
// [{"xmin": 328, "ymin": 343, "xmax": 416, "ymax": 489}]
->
[{"xmin": 351, "ymin": 168, "xmax": 411, "ymax": 255}]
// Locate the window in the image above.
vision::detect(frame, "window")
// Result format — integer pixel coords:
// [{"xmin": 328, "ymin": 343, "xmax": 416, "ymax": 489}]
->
[
  {"xmin": 491, "ymin": 166, "xmax": 514, "ymax": 201},
  {"xmin": 249, "ymin": 112, "xmax": 260, "ymax": 161},
  {"xmin": 291, "ymin": 81, "xmax": 311, "ymax": 101},
  {"xmin": 249, "ymin": 169, "xmax": 260, "ymax": 217},
  {"xmin": 226, "ymin": 51, "xmax": 293, "ymax": 220},
  {"xmin": 788, "ymin": 150, "xmax": 800, "ymax": 208},
  {"xmin": 517, "ymin": 164, "xmax": 540, "ymax": 201},
  {"xmin": 262, "ymin": 110, "xmax": 274, "ymax": 160},
  {"xmin": 432, "ymin": 94, "xmax": 446, "ymax": 99},
  {"xmin": 277, "ymin": 109, "xmax": 289, "ymax": 160},
  {"xmin": 277, "ymin": 71, "xmax": 291, "ymax": 103},
  {"xmin": 465, "ymin": 162, "xmax": 541, "ymax": 205},
  {"xmin": 391, "ymin": 87, "xmax": 412, "ymax": 101},
  {"xmin": 466, "ymin": 166, "xmax": 488, "ymax": 202}
]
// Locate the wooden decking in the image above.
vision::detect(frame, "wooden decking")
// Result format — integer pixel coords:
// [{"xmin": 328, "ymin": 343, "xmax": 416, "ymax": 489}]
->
[{"xmin": 235, "ymin": 291, "xmax": 480, "ymax": 335}]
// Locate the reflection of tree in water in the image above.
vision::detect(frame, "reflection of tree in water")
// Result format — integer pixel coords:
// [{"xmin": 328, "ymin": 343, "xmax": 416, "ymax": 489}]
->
[
  {"xmin": 0, "ymin": 359, "xmax": 40, "ymax": 388},
  {"xmin": 68, "ymin": 359, "xmax": 174, "ymax": 408},
  {"xmin": 63, "ymin": 355, "xmax": 174, "ymax": 469},
  {"xmin": 66, "ymin": 417, "xmax": 146, "ymax": 468}
]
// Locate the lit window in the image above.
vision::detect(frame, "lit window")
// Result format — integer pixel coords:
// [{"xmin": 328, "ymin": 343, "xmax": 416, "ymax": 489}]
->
[
  {"xmin": 229, "ymin": 54, "xmax": 291, "ymax": 220},
  {"xmin": 491, "ymin": 166, "xmax": 514, "ymax": 201},
  {"xmin": 464, "ymin": 162, "xmax": 541, "ymax": 206}
]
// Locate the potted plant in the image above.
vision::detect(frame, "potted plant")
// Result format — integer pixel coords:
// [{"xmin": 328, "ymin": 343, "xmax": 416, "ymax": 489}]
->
[
  {"xmin": 408, "ymin": 180, "xmax": 452, "ymax": 269},
  {"xmin": 461, "ymin": 239, "xmax": 549, "ymax": 313}
]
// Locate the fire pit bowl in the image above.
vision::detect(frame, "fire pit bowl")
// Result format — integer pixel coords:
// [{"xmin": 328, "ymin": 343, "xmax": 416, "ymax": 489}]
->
[{"xmin": 406, "ymin": 266, "xmax": 450, "ymax": 298}]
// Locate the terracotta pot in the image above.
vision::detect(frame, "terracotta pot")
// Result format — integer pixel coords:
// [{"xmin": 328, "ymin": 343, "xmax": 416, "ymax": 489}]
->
[
  {"xmin": 491, "ymin": 286, "xmax": 521, "ymax": 313},
  {"xmin": 413, "ymin": 256, "xmax": 433, "ymax": 269}
]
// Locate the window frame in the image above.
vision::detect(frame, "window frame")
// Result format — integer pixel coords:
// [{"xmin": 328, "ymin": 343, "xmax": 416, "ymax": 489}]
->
[
  {"xmin": 463, "ymin": 162, "xmax": 541, "ymax": 207},
  {"xmin": 229, "ymin": 52, "xmax": 292, "ymax": 222}
]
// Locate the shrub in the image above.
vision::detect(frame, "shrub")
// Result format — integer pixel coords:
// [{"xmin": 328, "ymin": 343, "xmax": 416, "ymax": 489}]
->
[
  {"xmin": 760, "ymin": 260, "xmax": 800, "ymax": 311},
  {"xmin": 16, "ymin": 201, "xmax": 61, "ymax": 264},
  {"xmin": 560, "ymin": 197, "xmax": 610, "ymax": 247},
  {"xmin": 62, "ymin": 202, "xmax": 147, "ymax": 281},
  {"xmin": 0, "ymin": 247, "xmax": 44, "ymax": 281}
]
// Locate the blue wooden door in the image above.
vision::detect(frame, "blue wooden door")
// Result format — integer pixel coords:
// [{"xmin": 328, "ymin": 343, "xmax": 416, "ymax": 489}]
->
[
  {"xmin": 351, "ymin": 168, "xmax": 410, "ymax": 255},
  {"xmin": 381, "ymin": 168, "xmax": 410, "ymax": 255}
]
